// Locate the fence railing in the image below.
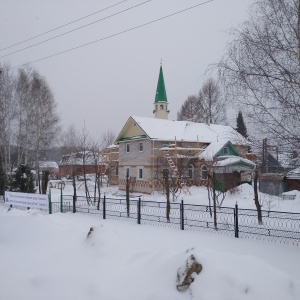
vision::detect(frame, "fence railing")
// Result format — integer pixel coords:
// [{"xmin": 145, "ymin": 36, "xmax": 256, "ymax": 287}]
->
[{"xmin": 49, "ymin": 195, "xmax": 300, "ymax": 246}]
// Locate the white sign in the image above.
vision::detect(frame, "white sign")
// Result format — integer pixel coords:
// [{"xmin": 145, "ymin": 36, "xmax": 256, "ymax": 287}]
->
[{"xmin": 5, "ymin": 191, "xmax": 49, "ymax": 210}]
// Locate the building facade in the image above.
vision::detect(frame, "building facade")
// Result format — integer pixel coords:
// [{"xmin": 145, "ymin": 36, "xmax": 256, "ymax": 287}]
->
[{"xmin": 112, "ymin": 64, "xmax": 255, "ymax": 194}]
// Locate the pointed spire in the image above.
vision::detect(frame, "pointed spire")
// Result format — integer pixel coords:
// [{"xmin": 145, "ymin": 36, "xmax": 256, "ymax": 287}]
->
[{"xmin": 155, "ymin": 62, "xmax": 167, "ymax": 103}]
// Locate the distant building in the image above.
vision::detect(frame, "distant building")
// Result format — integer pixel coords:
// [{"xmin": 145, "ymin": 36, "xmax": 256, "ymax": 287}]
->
[
  {"xmin": 286, "ymin": 167, "xmax": 300, "ymax": 191},
  {"xmin": 39, "ymin": 161, "xmax": 59, "ymax": 177},
  {"xmin": 259, "ymin": 173, "xmax": 287, "ymax": 196},
  {"xmin": 59, "ymin": 151, "xmax": 106, "ymax": 177}
]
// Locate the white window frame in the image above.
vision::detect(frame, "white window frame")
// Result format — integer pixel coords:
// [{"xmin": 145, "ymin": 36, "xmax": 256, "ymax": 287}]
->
[
  {"xmin": 188, "ymin": 164, "xmax": 194, "ymax": 179},
  {"xmin": 200, "ymin": 165, "xmax": 208, "ymax": 180}
]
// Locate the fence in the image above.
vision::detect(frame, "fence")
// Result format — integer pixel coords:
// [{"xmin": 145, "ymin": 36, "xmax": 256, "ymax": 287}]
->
[{"xmin": 50, "ymin": 195, "xmax": 300, "ymax": 246}]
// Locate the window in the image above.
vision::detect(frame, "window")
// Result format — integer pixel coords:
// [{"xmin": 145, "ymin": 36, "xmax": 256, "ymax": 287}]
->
[
  {"xmin": 126, "ymin": 143, "xmax": 130, "ymax": 153},
  {"xmin": 139, "ymin": 142, "xmax": 143, "ymax": 152},
  {"xmin": 188, "ymin": 164, "xmax": 194, "ymax": 179},
  {"xmin": 160, "ymin": 104, "xmax": 164, "ymax": 110},
  {"xmin": 162, "ymin": 169, "xmax": 169, "ymax": 178},
  {"xmin": 200, "ymin": 165, "xmax": 208, "ymax": 180},
  {"xmin": 125, "ymin": 167, "xmax": 130, "ymax": 178},
  {"xmin": 115, "ymin": 164, "xmax": 118, "ymax": 176},
  {"xmin": 137, "ymin": 167, "xmax": 143, "ymax": 180},
  {"xmin": 223, "ymin": 147, "xmax": 229, "ymax": 155}
]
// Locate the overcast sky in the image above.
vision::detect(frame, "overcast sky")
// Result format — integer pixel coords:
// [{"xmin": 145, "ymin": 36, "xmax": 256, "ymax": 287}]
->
[{"xmin": 1, "ymin": 0, "xmax": 252, "ymax": 141}]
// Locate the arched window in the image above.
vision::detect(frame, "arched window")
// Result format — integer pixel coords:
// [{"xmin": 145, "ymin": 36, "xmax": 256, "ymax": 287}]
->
[
  {"xmin": 188, "ymin": 164, "xmax": 194, "ymax": 179},
  {"xmin": 200, "ymin": 165, "xmax": 208, "ymax": 180}
]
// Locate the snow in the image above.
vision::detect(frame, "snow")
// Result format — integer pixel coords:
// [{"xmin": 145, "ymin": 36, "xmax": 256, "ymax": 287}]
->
[
  {"xmin": 131, "ymin": 116, "xmax": 248, "ymax": 144},
  {"xmin": 198, "ymin": 141, "xmax": 228, "ymax": 160},
  {"xmin": 46, "ymin": 178, "xmax": 300, "ymax": 213},
  {"xmin": 214, "ymin": 156, "xmax": 256, "ymax": 167},
  {"xmin": 1, "ymin": 181, "xmax": 300, "ymax": 299},
  {"xmin": 286, "ymin": 167, "xmax": 300, "ymax": 179},
  {"xmin": 60, "ymin": 151, "xmax": 98, "ymax": 166},
  {"xmin": 39, "ymin": 161, "xmax": 59, "ymax": 170},
  {"xmin": 0, "ymin": 204, "xmax": 299, "ymax": 300},
  {"xmin": 282, "ymin": 190, "xmax": 300, "ymax": 201}
]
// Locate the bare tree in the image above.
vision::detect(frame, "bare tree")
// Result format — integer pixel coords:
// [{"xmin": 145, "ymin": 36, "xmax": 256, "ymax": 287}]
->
[
  {"xmin": 0, "ymin": 64, "xmax": 60, "ymax": 194},
  {"xmin": 61, "ymin": 125, "xmax": 79, "ymax": 155},
  {"xmin": 28, "ymin": 71, "xmax": 60, "ymax": 169},
  {"xmin": 177, "ymin": 78, "xmax": 226, "ymax": 124},
  {"xmin": 0, "ymin": 63, "xmax": 15, "ymax": 189},
  {"xmin": 177, "ymin": 95, "xmax": 201, "ymax": 122},
  {"xmin": 14, "ymin": 67, "xmax": 33, "ymax": 165},
  {"xmin": 101, "ymin": 129, "xmax": 116, "ymax": 149},
  {"xmin": 199, "ymin": 78, "xmax": 226, "ymax": 124},
  {"xmin": 218, "ymin": 0, "xmax": 300, "ymax": 148}
]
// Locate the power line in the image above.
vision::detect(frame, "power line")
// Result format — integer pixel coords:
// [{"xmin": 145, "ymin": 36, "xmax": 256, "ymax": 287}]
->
[
  {"xmin": 10, "ymin": 0, "xmax": 213, "ymax": 70},
  {"xmin": 0, "ymin": 0, "xmax": 152, "ymax": 59},
  {"xmin": 0, "ymin": 0, "xmax": 130, "ymax": 53}
]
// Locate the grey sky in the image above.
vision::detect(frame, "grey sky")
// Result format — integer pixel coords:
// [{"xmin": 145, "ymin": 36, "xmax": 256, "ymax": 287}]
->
[{"xmin": 1, "ymin": 0, "xmax": 252, "ymax": 140}]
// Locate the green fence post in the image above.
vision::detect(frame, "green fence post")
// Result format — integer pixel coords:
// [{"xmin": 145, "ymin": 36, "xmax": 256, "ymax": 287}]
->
[
  {"xmin": 60, "ymin": 188, "xmax": 63, "ymax": 213},
  {"xmin": 49, "ymin": 188, "xmax": 52, "ymax": 214}
]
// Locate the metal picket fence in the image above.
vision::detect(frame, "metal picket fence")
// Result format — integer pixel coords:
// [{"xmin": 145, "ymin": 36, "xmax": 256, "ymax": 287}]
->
[{"xmin": 50, "ymin": 195, "xmax": 300, "ymax": 246}]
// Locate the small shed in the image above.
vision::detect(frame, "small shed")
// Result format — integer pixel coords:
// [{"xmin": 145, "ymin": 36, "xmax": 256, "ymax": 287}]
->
[
  {"xmin": 258, "ymin": 173, "xmax": 287, "ymax": 196},
  {"xmin": 213, "ymin": 156, "xmax": 256, "ymax": 192},
  {"xmin": 286, "ymin": 167, "xmax": 300, "ymax": 191}
]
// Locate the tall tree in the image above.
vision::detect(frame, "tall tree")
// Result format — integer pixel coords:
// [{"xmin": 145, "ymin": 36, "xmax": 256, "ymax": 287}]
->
[
  {"xmin": 218, "ymin": 0, "xmax": 300, "ymax": 148},
  {"xmin": 15, "ymin": 67, "xmax": 32, "ymax": 165},
  {"xmin": 61, "ymin": 125, "xmax": 79, "ymax": 155},
  {"xmin": 13, "ymin": 164, "xmax": 35, "ymax": 193},
  {"xmin": 199, "ymin": 78, "xmax": 226, "ymax": 124},
  {"xmin": 100, "ymin": 129, "xmax": 116, "ymax": 149},
  {"xmin": 0, "ymin": 64, "xmax": 60, "ymax": 193},
  {"xmin": 177, "ymin": 78, "xmax": 226, "ymax": 124},
  {"xmin": 236, "ymin": 111, "xmax": 248, "ymax": 138},
  {"xmin": 29, "ymin": 71, "xmax": 60, "ymax": 169},
  {"xmin": 0, "ymin": 63, "xmax": 15, "ymax": 184},
  {"xmin": 177, "ymin": 95, "xmax": 201, "ymax": 122}
]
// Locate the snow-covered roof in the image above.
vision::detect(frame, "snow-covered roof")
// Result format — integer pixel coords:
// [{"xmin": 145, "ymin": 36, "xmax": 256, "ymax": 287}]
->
[
  {"xmin": 106, "ymin": 144, "xmax": 119, "ymax": 150},
  {"xmin": 199, "ymin": 141, "xmax": 230, "ymax": 161},
  {"xmin": 213, "ymin": 157, "xmax": 256, "ymax": 167},
  {"xmin": 286, "ymin": 167, "xmax": 300, "ymax": 180},
  {"xmin": 39, "ymin": 161, "xmax": 59, "ymax": 171},
  {"xmin": 128, "ymin": 116, "xmax": 249, "ymax": 144},
  {"xmin": 60, "ymin": 151, "xmax": 98, "ymax": 166}
]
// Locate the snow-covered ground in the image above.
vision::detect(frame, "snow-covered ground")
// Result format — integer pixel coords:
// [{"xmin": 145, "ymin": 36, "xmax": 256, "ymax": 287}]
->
[
  {"xmin": 55, "ymin": 181, "xmax": 300, "ymax": 213},
  {"xmin": 1, "ymin": 181, "xmax": 300, "ymax": 299},
  {"xmin": 0, "ymin": 204, "xmax": 299, "ymax": 300}
]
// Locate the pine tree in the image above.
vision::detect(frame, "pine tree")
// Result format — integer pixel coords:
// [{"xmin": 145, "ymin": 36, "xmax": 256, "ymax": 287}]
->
[
  {"xmin": 236, "ymin": 111, "xmax": 248, "ymax": 138},
  {"xmin": 13, "ymin": 164, "xmax": 35, "ymax": 193}
]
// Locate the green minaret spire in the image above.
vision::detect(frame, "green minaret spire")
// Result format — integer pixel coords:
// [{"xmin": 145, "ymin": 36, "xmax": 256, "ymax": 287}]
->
[{"xmin": 155, "ymin": 62, "xmax": 168, "ymax": 103}]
